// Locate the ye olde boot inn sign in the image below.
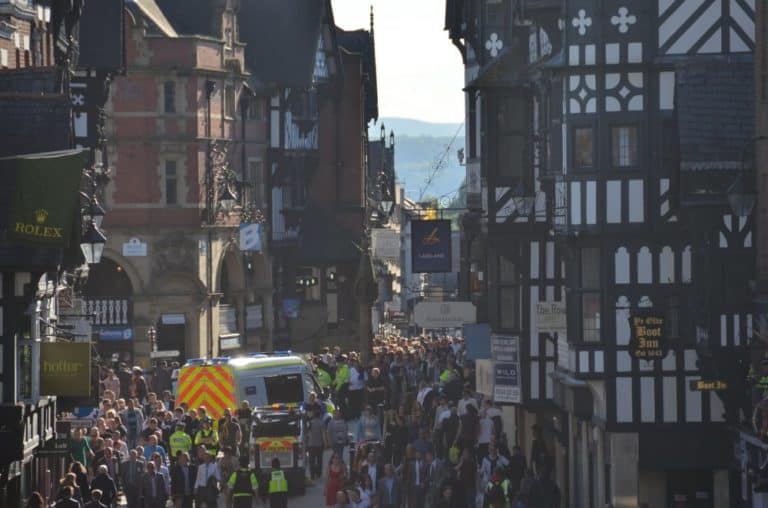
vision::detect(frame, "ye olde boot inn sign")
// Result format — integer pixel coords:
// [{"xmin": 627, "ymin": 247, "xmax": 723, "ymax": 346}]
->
[{"xmin": 628, "ymin": 310, "xmax": 669, "ymax": 360}]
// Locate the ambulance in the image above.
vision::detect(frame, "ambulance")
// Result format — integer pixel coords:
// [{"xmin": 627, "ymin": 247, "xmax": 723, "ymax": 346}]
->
[{"xmin": 175, "ymin": 352, "xmax": 332, "ymax": 494}]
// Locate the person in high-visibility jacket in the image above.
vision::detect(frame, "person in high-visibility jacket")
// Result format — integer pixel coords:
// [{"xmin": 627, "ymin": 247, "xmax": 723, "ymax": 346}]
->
[
  {"xmin": 316, "ymin": 364, "xmax": 332, "ymax": 389},
  {"xmin": 169, "ymin": 423, "xmax": 192, "ymax": 461},
  {"xmin": 227, "ymin": 455, "xmax": 258, "ymax": 508},
  {"xmin": 195, "ymin": 418, "xmax": 219, "ymax": 457},
  {"xmin": 267, "ymin": 458, "xmax": 288, "ymax": 508},
  {"xmin": 333, "ymin": 354, "xmax": 350, "ymax": 391}
]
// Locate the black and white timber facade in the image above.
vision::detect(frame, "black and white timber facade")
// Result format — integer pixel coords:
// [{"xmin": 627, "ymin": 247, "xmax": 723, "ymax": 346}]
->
[{"xmin": 446, "ymin": 1, "xmax": 758, "ymax": 506}]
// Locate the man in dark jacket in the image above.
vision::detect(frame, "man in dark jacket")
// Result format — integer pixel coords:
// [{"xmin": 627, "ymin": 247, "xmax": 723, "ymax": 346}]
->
[
  {"xmin": 139, "ymin": 462, "xmax": 168, "ymax": 508},
  {"xmin": 170, "ymin": 452, "xmax": 196, "ymax": 508},
  {"xmin": 55, "ymin": 486, "xmax": 80, "ymax": 508},
  {"xmin": 90, "ymin": 465, "xmax": 117, "ymax": 508},
  {"xmin": 120, "ymin": 450, "xmax": 145, "ymax": 508}
]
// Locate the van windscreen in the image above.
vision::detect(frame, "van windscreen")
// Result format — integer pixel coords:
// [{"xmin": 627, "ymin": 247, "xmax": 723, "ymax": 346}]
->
[{"xmin": 264, "ymin": 374, "xmax": 304, "ymax": 404}]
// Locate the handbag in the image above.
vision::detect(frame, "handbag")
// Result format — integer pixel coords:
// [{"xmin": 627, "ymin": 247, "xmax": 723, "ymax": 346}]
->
[{"xmin": 448, "ymin": 445, "xmax": 460, "ymax": 464}]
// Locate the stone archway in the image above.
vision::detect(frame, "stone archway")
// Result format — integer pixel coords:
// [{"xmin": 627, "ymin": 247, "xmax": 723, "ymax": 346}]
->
[{"xmin": 82, "ymin": 257, "xmax": 135, "ymax": 366}]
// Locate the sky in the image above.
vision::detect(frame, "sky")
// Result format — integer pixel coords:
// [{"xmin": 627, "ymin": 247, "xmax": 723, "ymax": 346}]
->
[{"xmin": 332, "ymin": 0, "xmax": 465, "ymax": 124}]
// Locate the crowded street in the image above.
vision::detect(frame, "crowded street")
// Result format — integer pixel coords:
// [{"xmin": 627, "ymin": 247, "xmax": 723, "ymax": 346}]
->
[{"xmin": 2, "ymin": 1, "xmax": 766, "ymax": 507}]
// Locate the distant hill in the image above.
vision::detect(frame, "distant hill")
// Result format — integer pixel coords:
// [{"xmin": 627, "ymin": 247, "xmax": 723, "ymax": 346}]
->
[
  {"xmin": 369, "ymin": 118, "xmax": 466, "ymax": 203},
  {"xmin": 370, "ymin": 117, "xmax": 465, "ymax": 138}
]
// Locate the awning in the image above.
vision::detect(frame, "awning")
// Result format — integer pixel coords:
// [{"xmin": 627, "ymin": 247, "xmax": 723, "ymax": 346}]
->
[{"xmin": 551, "ymin": 370, "xmax": 594, "ymax": 420}]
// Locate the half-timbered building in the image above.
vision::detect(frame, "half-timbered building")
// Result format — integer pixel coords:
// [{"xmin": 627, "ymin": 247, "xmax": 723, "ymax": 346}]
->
[{"xmin": 446, "ymin": 1, "xmax": 756, "ymax": 506}]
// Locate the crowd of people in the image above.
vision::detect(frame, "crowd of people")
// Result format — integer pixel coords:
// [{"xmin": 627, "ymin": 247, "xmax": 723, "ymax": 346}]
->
[
  {"xmin": 29, "ymin": 334, "xmax": 562, "ymax": 508},
  {"xmin": 311, "ymin": 335, "xmax": 561, "ymax": 508}
]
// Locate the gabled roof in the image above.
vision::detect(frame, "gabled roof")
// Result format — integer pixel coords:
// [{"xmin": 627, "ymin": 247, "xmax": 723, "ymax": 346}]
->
[
  {"xmin": 239, "ymin": 0, "xmax": 325, "ymax": 89},
  {"xmin": 337, "ymin": 27, "xmax": 378, "ymax": 123},
  {"xmin": 127, "ymin": 0, "xmax": 178, "ymax": 37},
  {"xmin": 153, "ymin": 0, "xmax": 214, "ymax": 37}
]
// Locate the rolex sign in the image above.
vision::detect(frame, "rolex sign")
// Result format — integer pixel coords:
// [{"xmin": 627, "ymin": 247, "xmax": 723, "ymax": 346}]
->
[{"xmin": 40, "ymin": 342, "xmax": 91, "ymax": 397}]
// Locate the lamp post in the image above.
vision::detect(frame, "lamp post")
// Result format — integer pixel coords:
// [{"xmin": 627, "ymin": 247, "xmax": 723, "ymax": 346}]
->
[
  {"xmin": 147, "ymin": 326, "xmax": 157, "ymax": 353},
  {"xmin": 80, "ymin": 221, "xmax": 106, "ymax": 265},
  {"xmin": 205, "ymin": 79, "xmax": 216, "ymax": 359}
]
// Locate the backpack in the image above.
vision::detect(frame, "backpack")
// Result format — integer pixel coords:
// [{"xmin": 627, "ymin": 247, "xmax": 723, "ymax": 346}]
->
[{"xmin": 486, "ymin": 481, "xmax": 506, "ymax": 506}]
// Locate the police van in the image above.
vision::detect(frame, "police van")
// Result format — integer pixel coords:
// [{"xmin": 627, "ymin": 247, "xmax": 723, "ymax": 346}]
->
[{"xmin": 175, "ymin": 352, "xmax": 333, "ymax": 494}]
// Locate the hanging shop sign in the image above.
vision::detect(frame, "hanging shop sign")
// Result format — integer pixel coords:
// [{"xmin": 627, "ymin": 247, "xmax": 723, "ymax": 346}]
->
[
  {"xmin": 491, "ymin": 335, "xmax": 521, "ymax": 403},
  {"xmin": 2, "ymin": 149, "xmax": 86, "ymax": 247},
  {"xmin": 411, "ymin": 219, "xmax": 452, "ymax": 273},
  {"xmin": 536, "ymin": 301, "xmax": 567, "ymax": 336},
  {"xmin": 40, "ymin": 342, "xmax": 91, "ymax": 397},
  {"xmin": 239, "ymin": 223, "xmax": 264, "ymax": 252},
  {"xmin": 628, "ymin": 310, "xmax": 669, "ymax": 360},
  {"xmin": 414, "ymin": 301, "xmax": 476, "ymax": 329},
  {"xmin": 464, "ymin": 323, "xmax": 491, "ymax": 360},
  {"xmin": 371, "ymin": 228, "xmax": 400, "ymax": 261}
]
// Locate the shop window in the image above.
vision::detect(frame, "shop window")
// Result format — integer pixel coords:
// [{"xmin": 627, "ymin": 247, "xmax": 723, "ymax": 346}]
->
[
  {"xmin": 611, "ymin": 126, "xmax": 638, "ymax": 167},
  {"xmin": 574, "ymin": 127, "xmax": 594, "ymax": 170}
]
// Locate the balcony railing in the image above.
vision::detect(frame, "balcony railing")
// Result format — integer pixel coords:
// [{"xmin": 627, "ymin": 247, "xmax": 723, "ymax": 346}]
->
[{"xmin": 85, "ymin": 298, "xmax": 131, "ymax": 326}]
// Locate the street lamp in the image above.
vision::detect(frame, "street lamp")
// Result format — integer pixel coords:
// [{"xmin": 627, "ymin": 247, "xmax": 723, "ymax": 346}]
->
[
  {"xmin": 218, "ymin": 185, "xmax": 237, "ymax": 213},
  {"xmin": 83, "ymin": 198, "xmax": 106, "ymax": 229},
  {"xmin": 381, "ymin": 199, "xmax": 394, "ymax": 215},
  {"xmin": 147, "ymin": 326, "xmax": 157, "ymax": 352},
  {"xmin": 80, "ymin": 221, "xmax": 106, "ymax": 265}
]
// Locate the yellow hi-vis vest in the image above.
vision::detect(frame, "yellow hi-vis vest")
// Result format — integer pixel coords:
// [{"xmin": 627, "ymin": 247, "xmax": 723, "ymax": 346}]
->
[
  {"xmin": 169, "ymin": 431, "xmax": 192, "ymax": 457},
  {"xmin": 268, "ymin": 469, "xmax": 288, "ymax": 494}
]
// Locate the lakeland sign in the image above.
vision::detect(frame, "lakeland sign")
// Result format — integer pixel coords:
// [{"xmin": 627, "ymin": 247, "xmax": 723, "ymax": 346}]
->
[{"xmin": 1, "ymin": 149, "xmax": 86, "ymax": 247}]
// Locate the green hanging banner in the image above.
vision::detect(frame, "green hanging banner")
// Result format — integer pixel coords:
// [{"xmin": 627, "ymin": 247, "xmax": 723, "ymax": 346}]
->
[{"xmin": 3, "ymin": 149, "xmax": 86, "ymax": 247}]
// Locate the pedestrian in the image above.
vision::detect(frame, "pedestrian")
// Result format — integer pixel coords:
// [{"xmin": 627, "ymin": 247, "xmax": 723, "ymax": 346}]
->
[
  {"xmin": 348, "ymin": 357, "xmax": 366, "ymax": 419},
  {"xmin": 120, "ymin": 449, "xmax": 144, "ymax": 508},
  {"xmin": 69, "ymin": 461, "xmax": 91, "ymax": 503},
  {"xmin": 356, "ymin": 404, "xmax": 382, "ymax": 443},
  {"xmin": 376, "ymin": 464, "xmax": 402, "ymax": 508},
  {"xmin": 25, "ymin": 492, "xmax": 45, "ymax": 508},
  {"xmin": 267, "ymin": 458, "xmax": 289, "ymax": 508},
  {"xmin": 139, "ymin": 461, "xmax": 167, "ymax": 508},
  {"xmin": 170, "ymin": 451, "xmax": 196, "ymax": 508},
  {"xmin": 194, "ymin": 445, "xmax": 220, "ymax": 508},
  {"xmin": 306, "ymin": 404, "xmax": 327, "ymax": 480},
  {"xmin": 226, "ymin": 455, "xmax": 258, "ymax": 508},
  {"xmin": 327, "ymin": 409, "xmax": 349, "ymax": 460},
  {"xmin": 55, "ymin": 486, "xmax": 80, "ymax": 508},
  {"xmin": 84, "ymin": 489, "xmax": 107, "ymax": 508},
  {"xmin": 169, "ymin": 422, "xmax": 192, "ymax": 460},
  {"xmin": 403, "ymin": 448, "xmax": 426, "ymax": 508},
  {"xmin": 122, "ymin": 399, "xmax": 144, "ymax": 449},
  {"xmin": 90, "ymin": 465, "xmax": 117, "ymax": 508},
  {"xmin": 325, "ymin": 453, "xmax": 347, "ymax": 507},
  {"xmin": 334, "ymin": 354, "xmax": 351, "ymax": 418},
  {"xmin": 194, "ymin": 418, "xmax": 219, "ymax": 458},
  {"xmin": 58, "ymin": 473, "xmax": 83, "ymax": 506}
]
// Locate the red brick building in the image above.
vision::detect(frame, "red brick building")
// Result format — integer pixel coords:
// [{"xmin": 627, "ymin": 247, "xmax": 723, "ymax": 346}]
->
[{"xmin": 94, "ymin": 0, "xmax": 272, "ymax": 365}]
